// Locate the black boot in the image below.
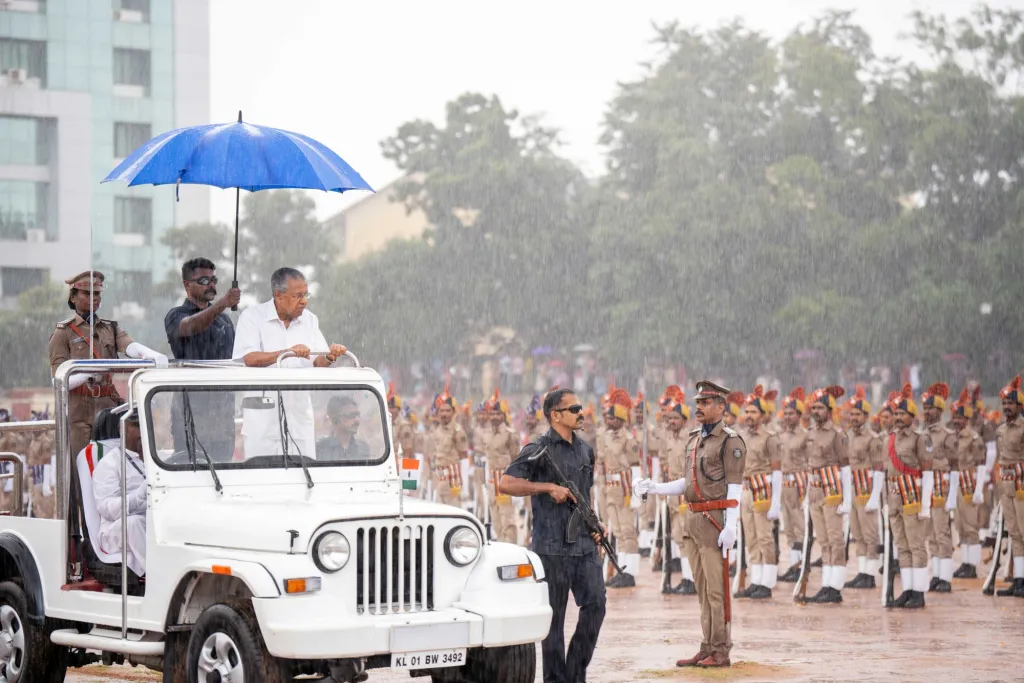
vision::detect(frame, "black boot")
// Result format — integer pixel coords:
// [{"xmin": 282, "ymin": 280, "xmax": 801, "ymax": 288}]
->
[
  {"xmin": 778, "ymin": 565, "xmax": 801, "ymax": 583},
  {"xmin": 733, "ymin": 584, "xmax": 755, "ymax": 599},
  {"xmin": 889, "ymin": 590, "xmax": 913, "ymax": 608},
  {"xmin": 640, "ymin": 547, "xmax": 651, "ymax": 558},
  {"xmin": 933, "ymin": 579, "xmax": 952, "ymax": 593},
  {"xmin": 904, "ymin": 591, "xmax": 926, "ymax": 608},
  {"xmin": 748, "ymin": 584, "xmax": 773, "ymax": 600},
  {"xmin": 811, "ymin": 558, "xmax": 823, "ymax": 568},
  {"xmin": 846, "ymin": 573, "xmax": 875, "ymax": 589},
  {"xmin": 673, "ymin": 579, "xmax": 697, "ymax": 595},
  {"xmin": 1015, "ymin": 579, "xmax": 1024, "ymax": 598},
  {"xmin": 952, "ymin": 563, "xmax": 975, "ymax": 579},
  {"xmin": 824, "ymin": 587, "xmax": 843, "ymax": 604},
  {"xmin": 995, "ymin": 579, "xmax": 1019, "ymax": 597},
  {"xmin": 928, "ymin": 576, "xmax": 940, "ymax": 592},
  {"xmin": 607, "ymin": 572, "xmax": 636, "ymax": 588},
  {"xmin": 805, "ymin": 586, "xmax": 831, "ymax": 603}
]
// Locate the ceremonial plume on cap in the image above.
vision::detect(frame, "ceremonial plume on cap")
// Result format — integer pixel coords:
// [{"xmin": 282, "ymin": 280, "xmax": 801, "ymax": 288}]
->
[
  {"xmin": 763, "ymin": 389, "xmax": 778, "ymax": 413},
  {"xmin": 727, "ymin": 391, "xmax": 744, "ymax": 417},
  {"xmin": 484, "ymin": 388, "xmax": 501, "ymax": 412},
  {"xmin": 668, "ymin": 399, "xmax": 691, "ymax": 421},
  {"xmin": 745, "ymin": 385, "xmax": 767, "ymax": 414},
  {"xmin": 434, "ymin": 383, "xmax": 456, "ymax": 410},
  {"xmin": 921, "ymin": 382, "xmax": 950, "ymax": 411},
  {"xmin": 659, "ymin": 385, "xmax": 685, "ymax": 408},
  {"xmin": 952, "ymin": 387, "xmax": 974, "ymax": 419},
  {"xmin": 1000, "ymin": 375, "xmax": 1023, "ymax": 406},
  {"xmin": 387, "ymin": 383, "xmax": 402, "ymax": 410},
  {"xmin": 892, "ymin": 382, "xmax": 918, "ymax": 416},
  {"xmin": 847, "ymin": 385, "xmax": 871, "ymax": 415},
  {"xmin": 972, "ymin": 385, "xmax": 983, "ymax": 410},
  {"xmin": 784, "ymin": 387, "xmax": 806, "ymax": 414},
  {"xmin": 605, "ymin": 388, "xmax": 633, "ymax": 422},
  {"xmin": 810, "ymin": 385, "xmax": 844, "ymax": 410}
]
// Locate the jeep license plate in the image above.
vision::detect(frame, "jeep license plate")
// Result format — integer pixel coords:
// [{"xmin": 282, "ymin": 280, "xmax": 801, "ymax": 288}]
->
[{"xmin": 391, "ymin": 648, "xmax": 466, "ymax": 670}]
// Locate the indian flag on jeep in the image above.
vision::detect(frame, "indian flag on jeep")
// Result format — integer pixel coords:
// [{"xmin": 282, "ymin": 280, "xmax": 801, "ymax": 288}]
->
[{"xmin": 400, "ymin": 458, "xmax": 420, "ymax": 490}]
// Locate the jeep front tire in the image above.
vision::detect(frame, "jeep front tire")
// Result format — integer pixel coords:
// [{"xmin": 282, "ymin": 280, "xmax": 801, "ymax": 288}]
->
[
  {"xmin": 186, "ymin": 603, "xmax": 286, "ymax": 683},
  {"xmin": 0, "ymin": 580, "xmax": 68, "ymax": 683},
  {"xmin": 459, "ymin": 643, "xmax": 536, "ymax": 683}
]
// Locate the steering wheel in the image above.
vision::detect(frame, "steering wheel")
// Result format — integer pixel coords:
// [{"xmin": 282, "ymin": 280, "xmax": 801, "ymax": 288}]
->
[{"xmin": 163, "ymin": 450, "xmax": 195, "ymax": 466}]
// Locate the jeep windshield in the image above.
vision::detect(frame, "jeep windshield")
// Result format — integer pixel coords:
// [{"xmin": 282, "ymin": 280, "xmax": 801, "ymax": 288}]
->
[{"xmin": 145, "ymin": 384, "xmax": 390, "ymax": 470}]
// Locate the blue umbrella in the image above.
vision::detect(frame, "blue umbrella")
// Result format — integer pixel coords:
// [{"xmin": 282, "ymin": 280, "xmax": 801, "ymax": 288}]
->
[{"xmin": 103, "ymin": 111, "xmax": 373, "ymax": 299}]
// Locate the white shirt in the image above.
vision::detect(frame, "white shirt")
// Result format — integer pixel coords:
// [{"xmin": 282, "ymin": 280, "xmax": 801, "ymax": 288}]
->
[
  {"xmin": 232, "ymin": 299, "xmax": 329, "ymax": 458},
  {"xmin": 92, "ymin": 444, "xmax": 148, "ymax": 574}
]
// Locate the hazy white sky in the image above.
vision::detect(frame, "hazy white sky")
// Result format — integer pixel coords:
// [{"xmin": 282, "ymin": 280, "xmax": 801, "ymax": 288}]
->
[{"xmin": 207, "ymin": 0, "xmax": 1018, "ymax": 223}]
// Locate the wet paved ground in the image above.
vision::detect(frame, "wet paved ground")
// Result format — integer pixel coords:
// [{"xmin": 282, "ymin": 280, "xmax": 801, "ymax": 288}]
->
[{"xmin": 68, "ymin": 555, "xmax": 1024, "ymax": 683}]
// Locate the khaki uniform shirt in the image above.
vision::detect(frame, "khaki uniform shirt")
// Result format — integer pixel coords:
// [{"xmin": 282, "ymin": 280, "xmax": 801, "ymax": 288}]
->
[
  {"xmin": 956, "ymin": 428, "xmax": 986, "ymax": 471},
  {"xmin": 429, "ymin": 421, "xmax": 468, "ymax": 469},
  {"xmin": 996, "ymin": 417, "xmax": 1024, "ymax": 467},
  {"xmin": 885, "ymin": 427, "xmax": 932, "ymax": 477},
  {"xmin": 482, "ymin": 425, "xmax": 520, "ymax": 471},
  {"xmin": 27, "ymin": 431, "xmax": 54, "ymax": 467},
  {"xmin": 682, "ymin": 422, "xmax": 746, "ymax": 502},
  {"xmin": 740, "ymin": 425, "xmax": 779, "ymax": 476},
  {"xmin": 597, "ymin": 427, "xmax": 639, "ymax": 473},
  {"xmin": 806, "ymin": 422, "xmax": 849, "ymax": 470},
  {"xmin": 778, "ymin": 425, "xmax": 810, "ymax": 474},
  {"xmin": 847, "ymin": 425, "xmax": 884, "ymax": 471},
  {"xmin": 923, "ymin": 420, "xmax": 958, "ymax": 472},
  {"xmin": 391, "ymin": 414, "xmax": 416, "ymax": 457}
]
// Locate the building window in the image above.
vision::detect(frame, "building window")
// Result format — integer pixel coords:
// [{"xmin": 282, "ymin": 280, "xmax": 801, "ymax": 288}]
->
[
  {"xmin": 117, "ymin": 270, "xmax": 152, "ymax": 304},
  {"xmin": 113, "ymin": 0, "xmax": 149, "ymax": 22},
  {"xmin": 0, "ymin": 116, "xmax": 50, "ymax": 165},
  {"xmin": 1, "ymin": 1, "xmax": 47, "ymax": 14},
  {"xmin": 0, "ymin": 38, "xmax": 47, "ymax": 87},
  {"xmin": 0, "ymin": 267, "xmax": 47, "ymax": 299},
  {"xmin": 0, "ymin": 180, "xmax": 49, "ymax": 241},
  {"xmin": 114, "ymin": 122, "xmax": 151, "ymax": 158},
  {"xmin": 114, "ymin": 196, "xmax": 152, "ymax": 243},
  {"xmin": 113, "ymin": 48, "xmax": 150, "ymax": 97}
]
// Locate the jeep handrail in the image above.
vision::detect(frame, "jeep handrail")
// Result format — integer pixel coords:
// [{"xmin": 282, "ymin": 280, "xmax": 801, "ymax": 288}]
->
[{"xmin": 275, "ymin": 349, "xmax": 361, "ymax": 368}]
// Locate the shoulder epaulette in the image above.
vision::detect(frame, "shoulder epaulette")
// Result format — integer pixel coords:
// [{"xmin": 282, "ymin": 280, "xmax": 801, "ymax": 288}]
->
[
  {"xmin": 723, "ymin": 426, "xmax": 739, "ymax": 438},
  {"xmin": 55, "ymin": 317, "xmax": 75, "ymax": 329},
  {"xmin": 688, "ymin": 427, "xmax": 701, "ymax": 436}
]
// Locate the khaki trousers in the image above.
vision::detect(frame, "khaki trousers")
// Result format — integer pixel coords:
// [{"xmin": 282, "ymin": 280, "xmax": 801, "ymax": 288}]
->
[
  {"xmin": 604, "ymin": 486, "xmax": 638, "ymax": 553},
  {"xmin": 740, "ymin": 489, "xmax": 776, "ymax": 565},
  {"xmin": 809, "ymin": 487, "xmax": 846, "ymax": 566},
  {"xmin": 957, "ymin": 497, "xmax": 984, "ymax": 546},
  {"xmin": 782, "ymin": 486, "xmax": 804, "ymax": 550},
  {"xmin": 489, "ymin": 501, "xmax": 518, "ymax": 543},
  {"xmin": 998, "ymin": 480, "xmax": 1024, "ymax": 547},
  {"xmin": 889, "ymin": 505, "xmax": 929, "ymax": 568},
  {"xmin": 682, "ymin": 537, "xmax": 731, "ymax": 657},
  {"xmin": 850, "ymin": 501, "xmax": 880, "ymax": 559},
  {"xmin": 926, "ymin": 506, "xmax": 954, "ymax": 559}
]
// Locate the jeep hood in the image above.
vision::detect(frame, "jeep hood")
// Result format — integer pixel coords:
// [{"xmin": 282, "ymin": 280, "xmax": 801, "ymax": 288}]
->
[{"xmin": 155, "ymin": 493, "xmax": 479, "ymax": 554}]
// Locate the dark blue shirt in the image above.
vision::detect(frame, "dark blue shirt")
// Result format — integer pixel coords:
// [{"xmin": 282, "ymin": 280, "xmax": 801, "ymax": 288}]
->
[
  {"xmin": 164, "ymin": 299, "xmax": 235, "ymax": 361},
  {"xmin": 505, "ymin": 428, "xmax": 596, "ymax": 556}
]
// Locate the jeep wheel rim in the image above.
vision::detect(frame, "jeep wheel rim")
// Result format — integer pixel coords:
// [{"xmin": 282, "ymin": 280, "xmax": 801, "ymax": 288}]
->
[
  {"xmin": 0, "ymin": 605, "xmax": 25, "ymax": 683},
  {"xmin": 197, "ymin": 632, "xmax": 244, "ymax": 683}
]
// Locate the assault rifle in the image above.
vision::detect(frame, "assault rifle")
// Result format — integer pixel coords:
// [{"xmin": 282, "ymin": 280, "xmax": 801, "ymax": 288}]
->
[{"xmin": 527, "ymin": 445, "xmax": 624, "ymax": 574}]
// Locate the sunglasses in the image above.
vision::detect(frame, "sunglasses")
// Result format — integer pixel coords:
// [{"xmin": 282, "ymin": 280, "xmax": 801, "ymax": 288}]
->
[
  {"xmin": 555, "ymin": 404, "xmax": 584, "ymax": 415},
  {"xmin": 188, "ymin": 276, "xmax": 218, "ymax": 286}
]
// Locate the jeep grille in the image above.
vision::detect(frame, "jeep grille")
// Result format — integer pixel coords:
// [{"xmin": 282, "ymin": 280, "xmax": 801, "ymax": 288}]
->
[{"xmin": 356, "ymin": 524, "xmax": 435, "ymax": 614}]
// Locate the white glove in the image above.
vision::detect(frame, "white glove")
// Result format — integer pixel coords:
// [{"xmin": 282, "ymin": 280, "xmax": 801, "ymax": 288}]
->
[
  {"xmin": 128, "ymin": 482, "xmax": 147, "ymax": 515},
  {"xmin": 629, "ymin": 466, "xmax": 643, "ymax": 509},
  {"xmin": 767, "ymin": 470, "xmax": 782, "ymax": 520},
  {"xmin": 67, "ymin": 373, "xmax": 105, "ymax": 391},
  {"xmin": 945, "ymin": 472, "xmax": 959, "ymax": 512},
  {"xmin": 984, "ymin": 442, "xmax": 997, "ymax": 471},
  {"xmin": 837, "ymin": 465, "xmax": 853, "ymax": 515},
  {"xmin": 126, "ymin": 342, "xmax": 169, "ymax": 368},
  {"xmin": 719, "ymin": 483, "xmax": 742, "ymax": 557},
  {"xmin": 634, "ymin": 477, "xmax": 687, "ymax": 497},
  {"xmin": 865, "ymin": 470, "xmax": 884, "ymax": 512},
  {"xmin": 919, "ymin": 471, "xmax": 934, "ymax": 520},
  {"xmin": 972, "ymin": 465, "xmax": 987, "ymax": 505}
]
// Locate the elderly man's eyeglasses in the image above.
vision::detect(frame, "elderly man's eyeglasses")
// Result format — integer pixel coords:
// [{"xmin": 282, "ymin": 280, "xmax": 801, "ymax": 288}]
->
[
  {"xmin": 283, "ymin": 291, "xmax": 311, "ymax": 301},
  {"xmin": 187, "ymin": 276, "xmax": 218, "ymax": 286},
  {"xmin": 330, "ymin": 413, "xmax": 360, "ymax": 424},
  {"xmin": 554, "ymin": 404, "xmax": 584, "ymax": 415}
]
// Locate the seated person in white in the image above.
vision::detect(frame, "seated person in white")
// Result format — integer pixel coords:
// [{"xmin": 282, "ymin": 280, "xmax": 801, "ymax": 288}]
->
[
  {"xmin": 232, "ymin": 267, "xmax": 347, "ymax": 459},
  {"xmin": 91, "ymin": 410, "xmax": 147, "ymax": 576}
]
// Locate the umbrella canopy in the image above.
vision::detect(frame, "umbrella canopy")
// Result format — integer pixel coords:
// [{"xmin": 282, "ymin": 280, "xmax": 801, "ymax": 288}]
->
[{"xmin": 103, "ymin": 116, "xmax": 373, "ymax": 193}]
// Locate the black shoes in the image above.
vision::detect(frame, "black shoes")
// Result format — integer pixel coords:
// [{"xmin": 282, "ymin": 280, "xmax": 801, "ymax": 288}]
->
[
  {"xmin": 996, "ymin": 578, "xmax": 1024, "ymax": 597},
  {"xmin": 778, "ymin": 565, "xmax": 801, "ymax": 583},
  {"xmin": 932, "ymin": 580, "xmax": 952, "ymax": 593},
  {"xmin": 845, "ymin": 573, "xmax": 876, "ymax": 589},
  {"xmin": 889, "ymin": 590, "xmax": 913, "ymax": 608},
  {"xmin": 673, "ymin": 579, "xmax": 697, "ymax": 595},
  {"xmin": 952, "ymin": 563, "xmax": 977, "ymax": 579},
  {"xmin": 904, "ymin": 591, "xmax": 926, "ymax": 608},
  {"xmin": 806, "ymin": 587, "xmax": 842, "ymax": 604},
  {"xmin": 748, "ymin": 584, "xmax": 773, "ymax": 600}
]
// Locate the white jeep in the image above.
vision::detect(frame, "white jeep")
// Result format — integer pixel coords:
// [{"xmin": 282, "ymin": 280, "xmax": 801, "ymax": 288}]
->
[{"xmin": 0, "ymin": 357, "xmax": 551, "ymax": 682}]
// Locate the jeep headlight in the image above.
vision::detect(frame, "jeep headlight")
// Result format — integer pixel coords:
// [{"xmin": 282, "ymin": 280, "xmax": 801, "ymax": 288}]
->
[
  {"xmin": 313, "ymin": 531, "xmax": 351, "ymax": 572},
  {"xmin": 444, "ymin": 526, "xmax": 481, "ymax": 567}
]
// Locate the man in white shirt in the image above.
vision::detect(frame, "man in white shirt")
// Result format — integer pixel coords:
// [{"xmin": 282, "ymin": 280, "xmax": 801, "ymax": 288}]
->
[
  {"xmin": 232, "ymin": 267, "xmax": 347, "ymax": 459},
  {"xmin": 92, "ymin": 410, "xmax": 147, "ymax": 576}
]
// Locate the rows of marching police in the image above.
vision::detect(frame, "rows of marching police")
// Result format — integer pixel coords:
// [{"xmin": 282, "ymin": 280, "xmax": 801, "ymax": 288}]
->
[{"xmin": 390, "ymin": 377, "xmax": 1024, "ymax": 606}]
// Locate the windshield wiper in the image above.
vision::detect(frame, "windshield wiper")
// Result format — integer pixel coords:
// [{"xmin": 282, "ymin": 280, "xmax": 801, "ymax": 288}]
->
[
  {"xmin": 182, "ymin": 392, "xmax": 223, "ymax": 493},
  {"xmin": 277, "ymin": 390, "xmax": 313, "ymax": 488}
]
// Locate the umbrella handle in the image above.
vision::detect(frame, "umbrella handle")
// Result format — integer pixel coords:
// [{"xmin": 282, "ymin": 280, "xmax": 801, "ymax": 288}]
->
[{"xmin": 231, "ymin": 279, "xmax": 239, "ymax": 311}]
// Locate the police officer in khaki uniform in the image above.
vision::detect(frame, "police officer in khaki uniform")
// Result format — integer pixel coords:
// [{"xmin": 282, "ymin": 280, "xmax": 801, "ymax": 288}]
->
[
  {"xmin": 427, "ymin": 388, "xmax": 469, "ymax": 506},
  {"xmin": 803, "ymin": 386, "xmax": 852, "ymax": 604},
  {"xmin": 885, "ymin": 384, "xmax": 934, "ymax": 608},
  {"xmin": 599, "ymin": 389, "xmax": 642, "ymax": 587},
  {"xmin": 481, "ymin": 394, "xmax": 521, "ymax": 543},
  {"xmin": 388, "ymin": 384, "xmax": 416, "ymax": 459},
  {"xmin": 663, "ymin": 399, "xmax": 697, "ymax": 594},
  {"xmin": 777, "ymin": 388, "xmax": 810, "ymax": 582},
  {"xmin": 635, "ymin": 381, "xmax": 745, "ymax": 669},
  {"xmin": 735, "ymin": 386, "xmax": 782, "ymax": 599},
  {"xmin": 843, "ymin": 387, "xmax": 885, "ymax": 589},
  {"xmin": 995, "ymin": 376, "xmax": 1024, "ymax": 597},
  {"xmin": 634, "ymin": 393, "xmax": 661, "ymax": 558},
  {"xmin": 949, "ymin": 390, "xmax": 987, "ymax": 579},
  {"xmin": 919, "ymin": 383, "xmax": 959, "ymax": 592},
  {"xmin": 47, "ymin": 271, "xmax": 167, "ymax": 459}
]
